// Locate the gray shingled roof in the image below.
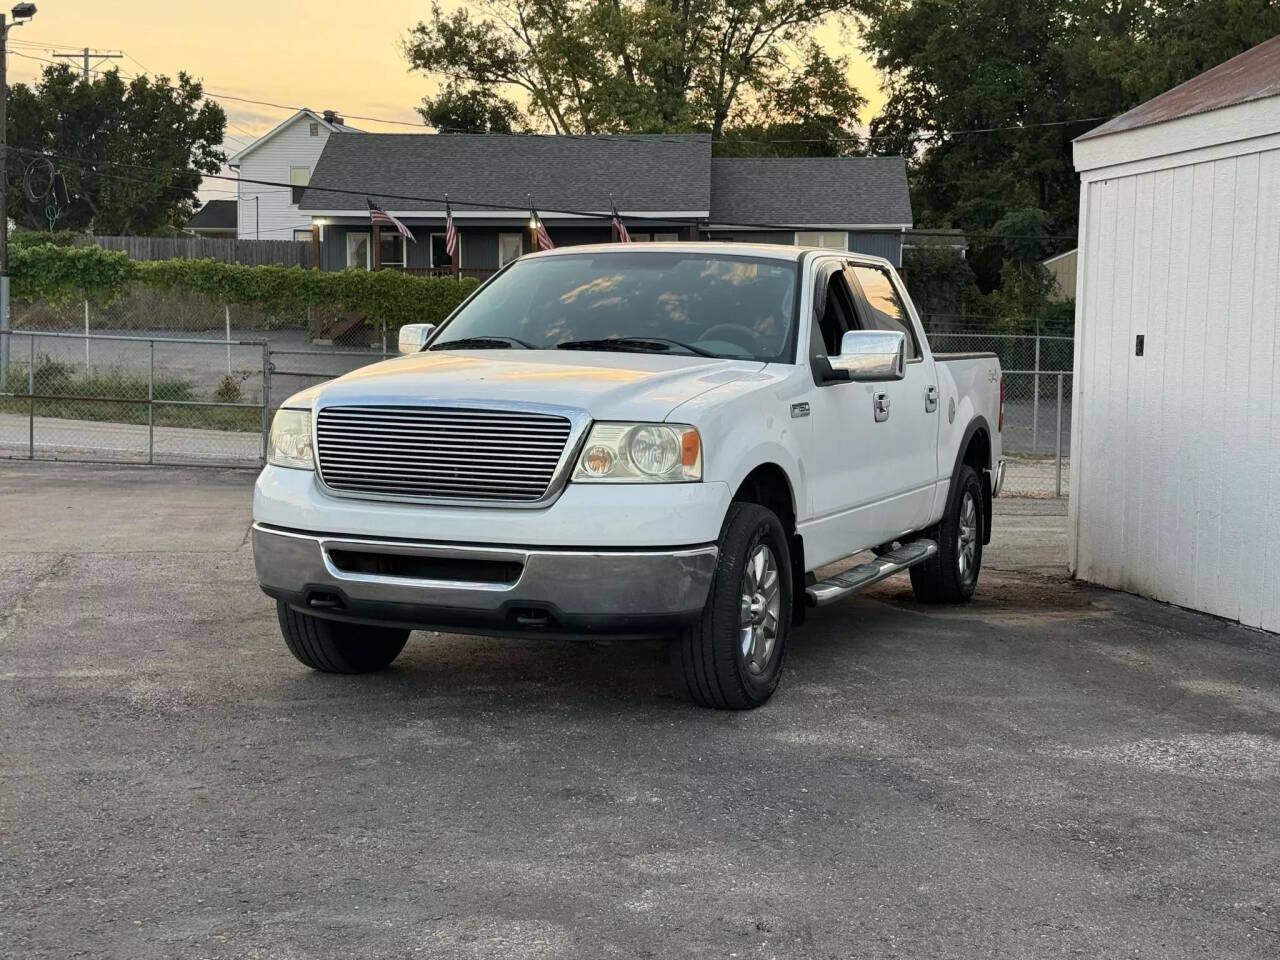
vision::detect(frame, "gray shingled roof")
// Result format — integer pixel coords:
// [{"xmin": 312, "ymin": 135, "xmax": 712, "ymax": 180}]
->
[
  {"xmin": 709, "ymin": 156, "xmax": 911, "ymax": 226},
  {"xmin": 186, "ymin": 199, "xmax": 236, "ymax": 230},
  {"xmin": 300, "ymin": 133, "xmax": 711, "ymax": 213}
]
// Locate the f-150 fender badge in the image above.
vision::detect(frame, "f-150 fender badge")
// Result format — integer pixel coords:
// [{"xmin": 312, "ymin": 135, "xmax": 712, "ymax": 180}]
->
[{"xmin": 790, "ymin": 402, "xmax": 810, "ymax": 419}]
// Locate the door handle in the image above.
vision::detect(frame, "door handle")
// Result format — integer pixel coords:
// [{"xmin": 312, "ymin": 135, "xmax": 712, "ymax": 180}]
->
[
  {"xmin": 873, "ymin": 391, "xmax": 890, "ymax": 422},
  {"xmin": 925, "ymin": 384, "xmax": 939, "ymax": 412}
]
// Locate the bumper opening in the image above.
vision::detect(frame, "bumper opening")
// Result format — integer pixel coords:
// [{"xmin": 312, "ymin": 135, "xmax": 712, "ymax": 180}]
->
[{"xmin": 327, "ymin": 547, "xmax": 523, "ymax": 585}]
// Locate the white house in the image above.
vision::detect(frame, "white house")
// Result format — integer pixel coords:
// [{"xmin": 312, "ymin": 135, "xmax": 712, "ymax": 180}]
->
[
  {"xmin": 228, "ymin": 108, "xmax": 359, "ymax": 241},
  {"xmin": 1070, "ymin": 34, "xmax": 1280, "ymax": 633}
]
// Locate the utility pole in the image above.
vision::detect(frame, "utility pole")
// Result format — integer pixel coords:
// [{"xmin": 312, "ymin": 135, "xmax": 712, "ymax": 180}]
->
[
  {"xmin": 1, "ymin": 5, "xmax": 41, "ymax": 392},
  {"xmin": 53, "ymin": 47, "xmax": 121, "ymax": 81}
]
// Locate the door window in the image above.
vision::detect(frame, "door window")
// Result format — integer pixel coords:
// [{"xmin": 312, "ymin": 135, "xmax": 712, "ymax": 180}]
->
[
  {"xmin": 846, "ymin": 265, "xmax": 920, "ymax": 360},
  {"xmin": 430, "ymin": 233, "xmax": 458, "ymax": 269},
  {"xmin": 345, "ymin": 232, "xmax": 370, "ymax": 269},
  {"xmin": 379, "ymin": 232, "xmax": 405, "ymax": 268},
  {"xmin": 810, "ymin": 268, "xmax": 858, "ymax": 365},
  {"xmin": 498, "ymin": 233, "xmax": 523, "ymax": 266}
]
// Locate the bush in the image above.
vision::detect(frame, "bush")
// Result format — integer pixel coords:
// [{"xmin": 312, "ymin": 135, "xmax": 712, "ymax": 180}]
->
[{"xmin": 9, "ymin": 242, "xmax": 478, "ymax": 331}]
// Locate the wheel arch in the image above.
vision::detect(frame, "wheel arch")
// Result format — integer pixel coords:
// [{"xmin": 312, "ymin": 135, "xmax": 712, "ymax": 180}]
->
[
  {"xmin": 949, "ymin": 416, "xmax": 994, "ymax": 544},
  {"xmin": 731, "ymin": 461, "xmax": 807, "ymax": 626}
]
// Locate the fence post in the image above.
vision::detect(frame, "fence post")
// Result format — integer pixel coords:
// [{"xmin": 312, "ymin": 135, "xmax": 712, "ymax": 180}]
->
[
  {"xmin": 260, "ymin": 341, "xmax": 271, "ymax": 465},
  {"xmin": 83, "ymin": 299, "xmax": 90, "ymax": 369},
  {"xmin": 225, "ymin": 304, "xmax": 232, "ymax": 375},
  {"xmin": 1055, "ymin": 373, "xmax": 1064, "ymax": 498},
  {"xmin": 1031, "ymin": 333, "xmax": 1041, "ymax": 455},
  {"xmin": 147, "ymin": 340, "xmax": 155, "ymax": 465},
  {"xmin": 28, "ymin": 333, "xmax": 35, "ymax": 459}
]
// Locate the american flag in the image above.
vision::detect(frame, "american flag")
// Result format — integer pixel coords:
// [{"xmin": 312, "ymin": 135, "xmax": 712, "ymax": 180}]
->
[
  {"xmin": 367, "ymin": 198, "xmax": 413, "ymax": 241},
  {"xmin": 611, "ymin": 200, "xmax": 631, "ymax": 243},
  {"xmin": 444, "ymin": 199, "xmax": 458, "ymax": 259},
  {"xmin": 528, "ymin": 202, "xmax": 555, "ymax": 251}
]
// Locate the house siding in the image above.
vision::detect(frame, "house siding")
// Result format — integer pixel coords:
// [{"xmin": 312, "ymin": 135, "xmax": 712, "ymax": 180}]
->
[
  {"xmin": 237, "ymin": 115, "xmax": 337, "ymax": 241},
  {"xmin": 702, "ymin": 229, "xmax": 904, "ymax": 265}
]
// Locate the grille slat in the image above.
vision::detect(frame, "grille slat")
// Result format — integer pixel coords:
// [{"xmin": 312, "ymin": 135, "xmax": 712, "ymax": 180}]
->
[{"xmin": 316, "ymin": 405, "xmax": 573, "ymax": 502}]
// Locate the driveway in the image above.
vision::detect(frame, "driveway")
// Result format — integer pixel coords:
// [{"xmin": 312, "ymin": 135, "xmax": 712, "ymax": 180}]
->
[{"xmin": 1, "ymin": 464, "xmax": 1277, "ymax": 959}]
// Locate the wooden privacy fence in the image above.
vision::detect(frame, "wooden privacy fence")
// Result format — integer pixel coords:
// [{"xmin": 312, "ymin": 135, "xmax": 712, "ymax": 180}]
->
[{"xmin": 76, "ymin": 235, "xmax": 313, "ymax": 267}]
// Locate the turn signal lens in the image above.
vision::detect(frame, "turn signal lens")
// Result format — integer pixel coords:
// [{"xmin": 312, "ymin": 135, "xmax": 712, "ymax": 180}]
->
[{"xmin": 582, "ymin": 444, "xmax": 615, "ymax": 477}]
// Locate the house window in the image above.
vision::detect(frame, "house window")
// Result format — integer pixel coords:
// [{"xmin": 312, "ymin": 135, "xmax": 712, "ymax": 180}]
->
[
  {"xmin": 498, "ymin": 233, "xmax": 523, "ymax": 266},
  {"xmin": 430, "ymin": 233, "xmax": 460, "ymax": 270},
  {"xmin": 290, "ymin": 166, "xmax": 310, "ymax": 204},
  {"xmin": 309, "ymin": 121, "xmax": 320, "ymax": 137},
  {"xmin": 346, "ymin": 232, "xmax": 370, "ymax": 269},
  {"xmin": 293, "ymin": 229, "xmax": 312, "ymax": 243},
  {"xmin": 379, "ymin": 232, "xmax": 406, "ymax": 268},
  {"xmin": 795, "ymin": 231, "xmax": 848, "ymax": 250},
  {"xmin": 631, "ymin": 232, "xmax": 680, "ymax": 243}
]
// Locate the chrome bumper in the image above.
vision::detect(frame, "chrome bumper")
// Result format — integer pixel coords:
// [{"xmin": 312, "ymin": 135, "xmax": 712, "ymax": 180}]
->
[
  {"xmin": 989, "ymin": 458, "xmax": 1007, "ymax": 497},
  {"xmin": 252, "ymin": 524, "xmax": 718, "ymax": 636}
]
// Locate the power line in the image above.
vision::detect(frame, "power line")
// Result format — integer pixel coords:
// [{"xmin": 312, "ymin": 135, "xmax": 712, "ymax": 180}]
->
[
  {"xmin": 6, "ymin": 49, "xmax": 1113, "ymax": 149},
  {"xmin": 12, "ymin": 145, "xmax": 1079, "ymax": 243}
]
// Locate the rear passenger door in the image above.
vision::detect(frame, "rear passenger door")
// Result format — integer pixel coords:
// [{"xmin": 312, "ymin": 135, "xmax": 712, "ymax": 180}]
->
[{"xmin": 844, "ymin": 263, "xmax": 939, "ymax": 532}]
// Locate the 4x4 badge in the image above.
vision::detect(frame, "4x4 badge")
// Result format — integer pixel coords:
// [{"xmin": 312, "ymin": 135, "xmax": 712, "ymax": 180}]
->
[{"xmin": 791, "ymin": 402, "xmax": 810, "ymax": 419}]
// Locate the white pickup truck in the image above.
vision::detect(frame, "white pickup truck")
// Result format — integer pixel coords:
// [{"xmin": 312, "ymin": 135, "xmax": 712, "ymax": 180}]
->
[{"xmin": 253, "ymin": 243, "xmax": 1004, "ymax": 709}]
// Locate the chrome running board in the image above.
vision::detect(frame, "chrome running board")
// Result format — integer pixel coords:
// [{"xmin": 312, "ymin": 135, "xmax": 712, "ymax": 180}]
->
[{"xmin": 805, "ymin": 539, "xmax": 938, "ymax": 608}]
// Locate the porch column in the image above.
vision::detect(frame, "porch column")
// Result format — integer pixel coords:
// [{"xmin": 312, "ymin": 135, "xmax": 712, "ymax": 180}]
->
[
  {"xmin": 372, "ymin": 224, "xmax": 382, "ymax": 269},
  {"xmin": 310, "ymin": 222, "xmax": 320, "ymax": 269}
]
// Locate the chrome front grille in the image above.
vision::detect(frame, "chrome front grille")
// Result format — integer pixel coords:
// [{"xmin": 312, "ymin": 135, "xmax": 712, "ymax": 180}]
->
[{"xmin": 315, "ymin": 405, "xmax": 574, "ymax": 503}]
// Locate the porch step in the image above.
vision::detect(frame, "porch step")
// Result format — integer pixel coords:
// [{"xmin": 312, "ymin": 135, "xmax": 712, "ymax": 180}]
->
[
  {"xmin": 805, "ymin": 539, "xmax": 938, "ymax": 608},
  {"xmin": 312, "ymin": 314, "xmax": 368, "ymax": 347}
]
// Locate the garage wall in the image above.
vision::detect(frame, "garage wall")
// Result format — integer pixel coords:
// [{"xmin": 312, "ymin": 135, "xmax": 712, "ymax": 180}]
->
[{"xmin": 1071, "ymin": 146, "xmax": 1280, "ymax": 632}]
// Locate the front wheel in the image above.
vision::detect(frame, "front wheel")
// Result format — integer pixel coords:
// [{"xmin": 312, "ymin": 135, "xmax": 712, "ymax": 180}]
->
[
  {"xmin": 277, "ymin": 601, "xmax": 410, "ymax": 673},
  {"xmin": 673, "ymin": 502, "xmax": 793, "ymax": 710},
  {"xmin": 909, "ymin": 464, "xmax": 984, "ymax": 604}
]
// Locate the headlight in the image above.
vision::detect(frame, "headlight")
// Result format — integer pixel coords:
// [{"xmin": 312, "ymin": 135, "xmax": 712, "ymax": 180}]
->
[
  {"xmin": 572, "ymin": 423, "xmax": 701, "ymax": 482},
  {"xmin": 267, "ymin": 408, "xmax": 314, "ymax": 470}
]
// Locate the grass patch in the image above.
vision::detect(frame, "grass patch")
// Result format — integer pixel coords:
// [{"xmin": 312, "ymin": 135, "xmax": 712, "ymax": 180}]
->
[{"xmin": 1, "ymin": 357, "xmax": 262, "ymax": 432}]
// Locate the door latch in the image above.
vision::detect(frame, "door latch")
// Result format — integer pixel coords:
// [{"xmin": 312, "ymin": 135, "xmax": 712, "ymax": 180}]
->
[
  {"xmin": 873, "ymin": 392, "xmax": 890, "ymax": 422},
  {"xmin": 925, "ymin": 384, "xmax": 939, "ymax": 413}
]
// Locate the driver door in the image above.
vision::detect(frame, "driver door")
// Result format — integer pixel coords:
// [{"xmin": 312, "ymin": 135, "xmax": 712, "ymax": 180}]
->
[{"xmin": 800, "ymin": 264, "xmax": 907, "ymax": 566}]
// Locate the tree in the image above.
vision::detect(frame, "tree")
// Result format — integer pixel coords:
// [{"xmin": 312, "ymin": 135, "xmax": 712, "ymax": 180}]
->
[
  {"xmin": 853, "ymin": 0, "xmax": 1280, "ymax": 251},
  {"xmin": 718, "ymin": 42, "xmax": 865, "ymax": 156},
  {"xmin": 402, "ymin": 0, "xmax": 852, "ymax": 137},
  {"xmin": 6, "ymin": 64, "xmax": 226, "ymax": 234},
  {"xmin": 418, "ymin": 81, "xmax": 524, "ymax": 133}
]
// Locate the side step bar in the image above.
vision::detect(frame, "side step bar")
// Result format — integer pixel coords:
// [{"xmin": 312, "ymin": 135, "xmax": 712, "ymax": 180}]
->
[{"xmin": 805, "ymin": 539, "xmax": 938, "ymax": 608}]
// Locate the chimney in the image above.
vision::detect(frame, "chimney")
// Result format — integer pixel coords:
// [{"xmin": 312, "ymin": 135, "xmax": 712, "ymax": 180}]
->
[{"xmin": 323, "ymin": 110, "xmax": 343, "ymax": 126}]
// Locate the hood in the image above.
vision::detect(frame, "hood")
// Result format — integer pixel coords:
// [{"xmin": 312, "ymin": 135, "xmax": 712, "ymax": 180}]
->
[{"xmin": 305, "ymin": 349, "xmax": 766, "ymax": 422}]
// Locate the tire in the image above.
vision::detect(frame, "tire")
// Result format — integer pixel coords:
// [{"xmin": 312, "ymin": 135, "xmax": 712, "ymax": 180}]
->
[
  {"xmin": 276, "ymin": 601, "xmax": 410, "ymax": 673},
  {"xmin": 673, "ymin": 502, "xmax": 793, "ymax": 710},
  {"xmin": 910, "ymin": 464, "xmax": 984, "ymax": 604}
]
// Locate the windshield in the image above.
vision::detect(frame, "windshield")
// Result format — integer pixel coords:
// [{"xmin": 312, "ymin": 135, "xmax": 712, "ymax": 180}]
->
[{"xmin": 431, "ymin": 251, "xmax": 799, "ymax": 362}]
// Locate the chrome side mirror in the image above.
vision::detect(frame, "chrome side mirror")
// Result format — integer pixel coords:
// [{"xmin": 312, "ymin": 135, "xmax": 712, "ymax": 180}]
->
[
  {"xmin": 829, "ymin": 330, "xmax": 906, "ymax": 381},
  {"xmin": 398, "ymin": 323, "xmax": 437, "ymax": 354}
]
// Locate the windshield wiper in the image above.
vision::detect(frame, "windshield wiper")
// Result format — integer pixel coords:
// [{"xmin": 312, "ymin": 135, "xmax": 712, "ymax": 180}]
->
[
  {"xmin": 556, "ymin": 336, "xmax": 714, "ymax": 357},
  {"xmin": 429, "ymin": 335, "xmax": 537, "ymax": 350}
]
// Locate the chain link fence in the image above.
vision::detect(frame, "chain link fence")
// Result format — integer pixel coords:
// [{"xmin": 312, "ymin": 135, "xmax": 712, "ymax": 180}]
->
[{"xmin": 3, "ymin": 295, "xmax": 1076, "ymax": 497}]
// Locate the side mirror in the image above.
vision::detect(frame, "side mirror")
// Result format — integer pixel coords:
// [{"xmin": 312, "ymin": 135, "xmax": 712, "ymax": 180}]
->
[
  {"xmin": 398, "ymin": 323, "xmax": 437, "ymax": 354},
  {"xmin": 828, "ymin": 330, "xmax": 906, "ymax": 381}
]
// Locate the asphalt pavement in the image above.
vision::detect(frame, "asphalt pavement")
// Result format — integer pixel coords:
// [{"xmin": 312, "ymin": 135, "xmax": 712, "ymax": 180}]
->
[{"xmin": 1, "ymin": 463, "xmax": 1277, "ymax": 959}]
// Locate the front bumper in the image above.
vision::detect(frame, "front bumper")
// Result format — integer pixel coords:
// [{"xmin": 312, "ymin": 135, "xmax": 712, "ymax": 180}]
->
[{"xmin": 253, "ymin": 524, "xmax": 718, "ymax": 638}]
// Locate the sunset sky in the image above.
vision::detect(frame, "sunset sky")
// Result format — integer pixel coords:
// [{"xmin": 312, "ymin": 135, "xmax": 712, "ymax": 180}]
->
[{"xmin": 5, "ymin": 1, "xmax": 884, "ymax": 202}]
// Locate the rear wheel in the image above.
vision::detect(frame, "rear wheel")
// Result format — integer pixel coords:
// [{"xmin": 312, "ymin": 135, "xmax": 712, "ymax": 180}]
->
[
  {"xmin": 276, "ymin": 601, "xmax": 410, "ymax": 673},
  {"xmin": 909, "ymin": 465, "xmax": 984, "ymax": 604},
  {"xmin": 673, "ymin": 502, "xmax": 792, "ymax": 710}
]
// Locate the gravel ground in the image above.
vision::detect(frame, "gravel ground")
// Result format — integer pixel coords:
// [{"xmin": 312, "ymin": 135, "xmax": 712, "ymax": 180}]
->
[{"xmin": 1, "ymin": 464, "xmax": 1277, "ymax": 959}]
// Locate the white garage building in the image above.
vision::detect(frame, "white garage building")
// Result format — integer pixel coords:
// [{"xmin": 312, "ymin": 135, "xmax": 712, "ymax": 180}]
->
[{"xmin": 1070, "ymin": 34, "xmax": 1280, "ymax": 633}]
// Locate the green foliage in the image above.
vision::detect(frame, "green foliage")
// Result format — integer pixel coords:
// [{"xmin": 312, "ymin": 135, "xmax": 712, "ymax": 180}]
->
[
  {"xmin": 717, "ymin": 43, "xmax": 866, "ymax": 157},
  {"xmin": 8, "ymin": 243, "xmax": 478, "ymax": 330},
  {"xmin": 6, "ymin": 64, "xmax": 226, "ymax": 234},
  {"xmin": 901, "ymin": 247, "xmax": 983, "ymax": 320},
  {"xmin": 418, "ymin": 81, "xmax": 523, "ymax": 133},
  {"xmin": 403, "ymin": 0, "xmax": 851, "ymax": 137},
  {"xmin": 853, "ymin": 0, "xmax": 1280, "ymax": 285}
]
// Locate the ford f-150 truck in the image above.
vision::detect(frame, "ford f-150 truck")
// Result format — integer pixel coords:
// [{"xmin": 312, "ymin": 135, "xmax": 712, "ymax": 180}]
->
[{"xmin": 253, "ymin": 243, "xmax": 1005, "ymax": 709}]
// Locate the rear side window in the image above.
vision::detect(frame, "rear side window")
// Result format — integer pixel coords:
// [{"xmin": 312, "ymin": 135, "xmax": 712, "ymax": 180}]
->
[{"xmin": 846, "ymin": 265, "xmax": 920, "ymax": 360}]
